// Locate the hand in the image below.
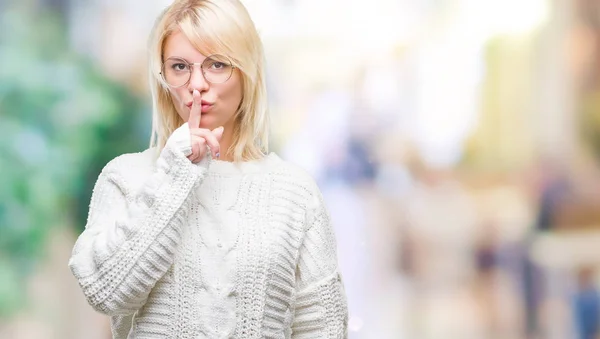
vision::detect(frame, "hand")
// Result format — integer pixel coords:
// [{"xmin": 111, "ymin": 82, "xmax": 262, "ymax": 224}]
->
[{"xmin": 187, "ymin": 89, "xmax": 224, "ymax": 163}]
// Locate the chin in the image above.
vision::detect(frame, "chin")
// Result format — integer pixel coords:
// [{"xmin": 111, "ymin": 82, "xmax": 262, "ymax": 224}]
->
[{"xmin": 199, "ymin": 117, "xmax": 217, "ymax": 130}]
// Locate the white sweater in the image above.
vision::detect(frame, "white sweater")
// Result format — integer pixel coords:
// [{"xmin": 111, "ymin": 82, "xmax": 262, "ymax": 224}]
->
[{"xmin": 68, "ymin": 123, "xmax": 348, "ymax": 339}]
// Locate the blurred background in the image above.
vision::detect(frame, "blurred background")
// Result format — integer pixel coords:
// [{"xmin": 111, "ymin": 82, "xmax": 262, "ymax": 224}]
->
[{"xmin": 2, "ymin": 0, "xmax": 600, "ymax": 338}]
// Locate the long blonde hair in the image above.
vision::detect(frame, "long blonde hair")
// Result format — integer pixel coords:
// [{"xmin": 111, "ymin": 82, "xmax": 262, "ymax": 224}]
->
[{"xmin": 148, "ymin": 0, "xmax": 269, "ymax": 161}]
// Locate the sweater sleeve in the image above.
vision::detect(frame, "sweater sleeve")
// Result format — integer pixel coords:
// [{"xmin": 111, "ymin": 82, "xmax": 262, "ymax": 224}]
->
[
  {"xmin": 68, "ymin": 123, "xmax": 207, "ymax": 316},
  {"xmin": 291, "ymin": 189, "xmax": 349, "ymax": 339}
]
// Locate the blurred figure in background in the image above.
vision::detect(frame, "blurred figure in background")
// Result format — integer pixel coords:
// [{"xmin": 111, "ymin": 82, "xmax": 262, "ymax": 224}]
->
[
  {"xmin": 572, "ymin": 267, "xmax": 600, "ymax": 339},
  {"xmin": 524, "ymin": 159, "xmax": 570, "ymax": 338}
]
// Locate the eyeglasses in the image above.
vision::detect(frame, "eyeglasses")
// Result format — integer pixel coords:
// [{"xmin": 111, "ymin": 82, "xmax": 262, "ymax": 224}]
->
[{"xmin": 160, "ymin": 54, "xmax": 235, "ymax": 87}]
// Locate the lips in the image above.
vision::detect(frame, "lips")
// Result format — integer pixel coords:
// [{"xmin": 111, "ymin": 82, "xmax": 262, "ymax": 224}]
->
[
  {"xmin": 185, "ymin": 101, "xmax": 213, "ymax": 113},
  {"xmin": 200, "ymin": 104, "xmax": 213, "ymax": 113}
]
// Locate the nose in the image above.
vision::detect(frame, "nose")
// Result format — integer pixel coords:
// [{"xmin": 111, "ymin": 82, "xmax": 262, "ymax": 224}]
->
[{"xmin": 187, "ymin": 64, "xmax": 209, "ymax": 93}]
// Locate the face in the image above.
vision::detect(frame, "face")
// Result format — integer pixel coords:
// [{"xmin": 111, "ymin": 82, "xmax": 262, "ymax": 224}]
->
[{"xmin": 162, "ymin": 30, "xmax": 243, "ymax": 131}]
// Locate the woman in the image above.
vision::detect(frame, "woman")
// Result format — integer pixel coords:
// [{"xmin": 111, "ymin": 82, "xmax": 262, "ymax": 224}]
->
[{"xmin": 68, "ymin": 0, "xmax": 348, "ymax": 338}]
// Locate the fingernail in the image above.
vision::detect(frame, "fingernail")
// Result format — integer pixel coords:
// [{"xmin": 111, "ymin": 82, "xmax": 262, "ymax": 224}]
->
[
  {"xmin": 215, "ymin": 152, "xmax": 220, "ymax": 159},
  {"xmin": 193, "ymin": 89, "xmax": 199, "ymax": 97}
]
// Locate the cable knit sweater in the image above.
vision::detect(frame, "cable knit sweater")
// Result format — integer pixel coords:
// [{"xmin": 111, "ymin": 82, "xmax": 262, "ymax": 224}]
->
[{"xmin": 68, "ymin": 123, "xmax": 348, "ymax": 339}]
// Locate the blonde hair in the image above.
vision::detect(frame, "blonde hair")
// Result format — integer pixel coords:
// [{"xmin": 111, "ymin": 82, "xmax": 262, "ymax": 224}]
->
[{"xmin": 148, "ymin": 0, "xmax": 269, "ymax": 161}]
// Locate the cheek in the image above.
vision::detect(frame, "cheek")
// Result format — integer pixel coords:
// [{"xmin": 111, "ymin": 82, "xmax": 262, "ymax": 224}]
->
[
  {"xmin": 169, "ymin": 89, "xmax": 188, "ymax": 120},
  {"xmin": 221, "ymin": 80, "xmax": 243, "ymax": 111}
]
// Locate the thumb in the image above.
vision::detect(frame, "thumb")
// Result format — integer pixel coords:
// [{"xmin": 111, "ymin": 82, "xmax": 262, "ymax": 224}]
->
[{"xmin": 212, "ymin": 126, "xmax": 225, "ymax": 141}]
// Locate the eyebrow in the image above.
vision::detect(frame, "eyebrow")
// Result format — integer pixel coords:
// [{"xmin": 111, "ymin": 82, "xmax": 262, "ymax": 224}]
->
[
  {"xmin": 165, "ymin": 56, "xmax": 190, "ymax": 62},
  {"xmin": 164, "ymin": 56, "xmax": 208, "ymax": 64}
]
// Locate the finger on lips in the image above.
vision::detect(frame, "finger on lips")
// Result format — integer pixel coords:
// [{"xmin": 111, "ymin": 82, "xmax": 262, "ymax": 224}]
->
[
  {"xmin": 188, "ymin": 89, "xmax": 202, "ymax": 128},
  {"xmin": 186, "ymin": 89, "xmax": 225, "ymax": 162}
]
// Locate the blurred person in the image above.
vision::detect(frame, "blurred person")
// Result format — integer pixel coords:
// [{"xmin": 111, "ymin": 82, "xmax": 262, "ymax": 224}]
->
[
  {"xmin": 67, "ymin": 1, "xmax": 348, "ymax": 338},
  {"xmin": 401, "ymin": 162, "xmax": 485, "ymax": 338},
  {"xmin": 522, "ymin": 159, "xmax": 570, "ymax": 338},
  {"xmin": 572, "ymin": 267, "xmax": 600, "ymax": 339},
  {"xmin": 473, "ymin": 223, "xmax": 507, "ymax": 338},
  {"xmin": 282, "ymin": 83, "xmax": 405, "ymax": 337}
]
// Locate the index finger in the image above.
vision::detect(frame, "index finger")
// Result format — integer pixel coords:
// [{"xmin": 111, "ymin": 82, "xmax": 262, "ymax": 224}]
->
[{"xmin": 188, "ymin": 89, "xmax": 202, "ymax": 128}]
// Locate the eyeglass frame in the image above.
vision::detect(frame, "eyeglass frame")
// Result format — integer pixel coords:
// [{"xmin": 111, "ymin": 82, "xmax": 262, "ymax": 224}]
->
[{"xmin": 159, "ymin": 54, "xmax": 237, "ymax": 88}]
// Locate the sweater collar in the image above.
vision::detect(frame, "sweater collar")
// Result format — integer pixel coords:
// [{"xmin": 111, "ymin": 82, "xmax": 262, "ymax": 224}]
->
[{"xmin": 208, "ymin": 152, "xmax": 279, "ymax": 175}]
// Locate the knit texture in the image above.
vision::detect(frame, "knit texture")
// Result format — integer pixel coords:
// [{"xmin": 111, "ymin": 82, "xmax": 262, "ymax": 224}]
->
[{"xmin": 68, "ymin": 125, "xmax": 348, "ymax": 339}]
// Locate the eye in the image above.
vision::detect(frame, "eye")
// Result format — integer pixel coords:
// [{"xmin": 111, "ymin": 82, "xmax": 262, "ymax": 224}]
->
[
  {"xmin": 210, "ymin": 62, "xmax": 226, "ymax": 70},
  {"xmin": 171, "ymin": 63, "xmax": 189, "ymax": 71}
]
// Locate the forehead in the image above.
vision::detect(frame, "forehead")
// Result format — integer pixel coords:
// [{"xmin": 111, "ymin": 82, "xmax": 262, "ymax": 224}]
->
[{"xmin": 163, "ymin": 30, "xmax": 209, "ymax": 62}]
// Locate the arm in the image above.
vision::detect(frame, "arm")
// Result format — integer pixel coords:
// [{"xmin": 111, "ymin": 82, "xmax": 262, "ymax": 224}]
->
[
  {"xmin": 292, "ymin": 190, "xmax": 349, "ymax": 339},
  {"xmin": 68, "ymin": 123, "xmax": 205, "ymax": 316}
]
